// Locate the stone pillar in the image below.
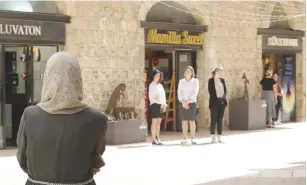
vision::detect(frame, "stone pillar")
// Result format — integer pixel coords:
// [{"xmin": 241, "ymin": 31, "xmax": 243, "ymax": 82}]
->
[{"xmin": 296, "ymin": 37, "xmax": 306, "ymax": 122}]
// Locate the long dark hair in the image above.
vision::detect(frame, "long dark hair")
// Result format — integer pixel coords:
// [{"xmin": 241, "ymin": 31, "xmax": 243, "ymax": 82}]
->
[{"xmin": 151, "ymin": 69, "xmax": 163, "ymax": 83}]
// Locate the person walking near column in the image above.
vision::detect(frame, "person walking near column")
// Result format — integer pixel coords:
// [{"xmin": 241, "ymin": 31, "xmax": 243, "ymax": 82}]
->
[
  {"xmin": 259, "ymin": 69, "xmax": 277, "ymax": 128},
  {"xmin": 272, "ymin": 72, "xmax": 283, "ymax": 124},
  {"xmin": 178, "ymin": 66, "xmax": 199, "ymax": 145},
  {"xmin": 148, "ymin": 69, "xmax": 167, "ymax": 145},
  {"xmin": 16, "ymin": 52, "xmax": 108, "ymax": 185},
  {"xmin": 208, "ymin": 67, "xmax": 227, "ymax": 143}
]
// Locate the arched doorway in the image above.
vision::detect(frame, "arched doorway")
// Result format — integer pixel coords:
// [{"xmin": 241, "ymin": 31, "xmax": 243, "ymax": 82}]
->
[
  {"xmin": 0, "ymin": 1, "xmax": 58, "ymax": 14},
  {"xmin": 141, "ymin": 1, "xmax": 206, "ymax": 132},
  {"xmin": 258, "ymin": 2, "xmax": 304, "ymax": 123},
  {"xmin": 0, "ymin": 1, "xmax": 70, "ymax": 149}
]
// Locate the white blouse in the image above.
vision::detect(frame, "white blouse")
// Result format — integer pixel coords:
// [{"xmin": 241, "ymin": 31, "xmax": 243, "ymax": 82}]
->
[
  {"xmin": 214, "ymin": 77, "xmax": 224, "ymax": 98},
  {"xmin": 148, "ymin": 82, "xmax": 167, "ymax": 105},
  {"xmin": 177, "ymin": 78, "xmax": 199, "ymax": 103}
]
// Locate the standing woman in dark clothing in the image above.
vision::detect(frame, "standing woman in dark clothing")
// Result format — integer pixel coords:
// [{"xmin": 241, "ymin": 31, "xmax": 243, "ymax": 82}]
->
[
  {"xmin": 17, "ymin": 52, "xmax": 108, "ymax": 185},
  {"xmin": 208, "ymin": 67, "xmax": 227, "ymax": 143},
  {"xmin": 259, "ymin": 69, "xmax": 277, "ymax": 128}
]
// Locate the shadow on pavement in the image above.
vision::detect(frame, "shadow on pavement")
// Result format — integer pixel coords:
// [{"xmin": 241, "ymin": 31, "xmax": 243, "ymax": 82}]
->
[
  {"xmin": 156, "ymin": 123, "xmax": 296, "ymax": 143},
  {"xmin": 115, "ymin": 123, "xmax": 298, "ymax": 149},
  {"xmin": 117, "ymin": 141, "xmax": 219, "ymax": 149},
  {"xmin": 192, "ymin": 162, "xmax": 306, "ymax": 185}
]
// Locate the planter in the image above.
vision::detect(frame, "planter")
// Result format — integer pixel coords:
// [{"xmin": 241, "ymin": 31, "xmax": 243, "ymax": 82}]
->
[
  {"xmin": 105, "ymin": 120, "xmax": 147, "ymax": 145},
  {"xmin": 229, "ymin": 99, "xmax": 267, "ymax": 130}
]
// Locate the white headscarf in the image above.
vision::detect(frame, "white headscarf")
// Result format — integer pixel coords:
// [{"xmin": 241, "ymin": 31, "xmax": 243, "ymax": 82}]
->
[{"xmin": 37, "ymin": 52, "xmax": 88, "ymax": 114}]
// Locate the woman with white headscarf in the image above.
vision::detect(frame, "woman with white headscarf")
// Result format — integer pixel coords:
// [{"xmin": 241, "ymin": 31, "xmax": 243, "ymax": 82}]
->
[{"xmin": 16, "ymin": 52, "xmax": 108, "ymax": 185}]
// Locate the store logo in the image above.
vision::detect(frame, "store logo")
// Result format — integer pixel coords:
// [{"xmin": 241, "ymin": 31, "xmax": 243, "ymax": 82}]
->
[
  {"xmin": 267, "ymin": 36, "xmax": 298, "ymax": 47},
  {"xmin": 146, "ymin": 29, "xmax": 203, "ymax": 45},
  {"xmin": 0, "ymin": 24, "xmax": 41, "ymax": 36}
]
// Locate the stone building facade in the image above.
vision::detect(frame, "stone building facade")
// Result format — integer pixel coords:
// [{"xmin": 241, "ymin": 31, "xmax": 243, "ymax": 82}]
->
[{"xmin": 55, "ymin": 1, "xmax": 306, "ymax": 128}]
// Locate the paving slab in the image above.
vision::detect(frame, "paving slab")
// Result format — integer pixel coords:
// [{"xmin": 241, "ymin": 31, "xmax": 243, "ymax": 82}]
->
[{"xmin": 0, "ymin": 123, "xmax": 306, "ymax": 185}]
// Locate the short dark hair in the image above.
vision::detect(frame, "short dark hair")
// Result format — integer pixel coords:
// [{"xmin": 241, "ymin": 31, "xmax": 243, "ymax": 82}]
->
[
  {"xmin": 212, "ymin": 71, "xmax": 215, "ymax": 76},
  {"xmin": 185, "ymin": 66, "xmax": 195, "ymax": 78},
  {"xmin": 151, "ymin": 69, "xmax": 163, "ymax": 83}
]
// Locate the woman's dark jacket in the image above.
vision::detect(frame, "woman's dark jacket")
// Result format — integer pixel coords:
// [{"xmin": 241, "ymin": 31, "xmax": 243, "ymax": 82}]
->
[
  {"xmin": 16, "ymin": 106, "xmax": 108, "ymax": 184},
  {"xmin": 208, "ymin": 77, "xmax": 227, "ymax": 108}
]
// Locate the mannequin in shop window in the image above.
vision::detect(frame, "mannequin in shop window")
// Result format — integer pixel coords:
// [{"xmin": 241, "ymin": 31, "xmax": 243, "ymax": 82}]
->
[
  {"xmin": 148, "ymin": 69, "xmax": 167, "ymax": 145},
  {"xmin": 258, "ymin": 69, "xmax": 277, "ymax": 128},
  {"xmin": 272, "ymin": 72, "xmax": 283, "ymax": 124}
]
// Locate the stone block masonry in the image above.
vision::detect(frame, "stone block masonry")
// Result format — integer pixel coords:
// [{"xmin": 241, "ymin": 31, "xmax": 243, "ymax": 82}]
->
[{"xmin": 56, "ymin": 1, "xmax": 306, "ymax": 127}]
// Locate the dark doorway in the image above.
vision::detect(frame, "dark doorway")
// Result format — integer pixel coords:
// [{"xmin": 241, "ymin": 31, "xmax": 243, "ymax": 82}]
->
[{"xmin": 2, "ymin": 45, "xmax": 58, "ymax": 146}]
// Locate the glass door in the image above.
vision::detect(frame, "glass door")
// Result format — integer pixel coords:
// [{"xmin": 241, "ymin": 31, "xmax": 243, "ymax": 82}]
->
[
  {"xmin": 3, "ymin": 45, "xmax": 30, "ymax": 146},
  {"xmin": 29, "ymin": 46, "xmax": 58, "ymax": 104},
  {"xmin": 175, "ymin": 51, "xmax": 193, "ymax": 131},
  {"xmin": 0, "ymin": 45, "xmax": 4, "ymax": 149}
]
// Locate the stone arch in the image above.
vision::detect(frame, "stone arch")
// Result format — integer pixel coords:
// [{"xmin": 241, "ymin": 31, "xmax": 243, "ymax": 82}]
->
[
  {"xmin": 0, "ymin": 1, "xmax": 58, "ymax": 14},
  {"xmin": 138, "ymin": 1, "xmax": 206, "ymax": 25},
  {"xmin": 261, "ymin": 1, "xmax": 304, "ymax": 30},
  {"xmin": 269, "ymin": 2, "xmax": 290, "ymax": 29}
]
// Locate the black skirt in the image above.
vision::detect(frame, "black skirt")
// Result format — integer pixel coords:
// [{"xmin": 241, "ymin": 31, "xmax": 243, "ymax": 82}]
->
[
  {"xmin": 180, "ymin": 102, "xmax": 197, "ymax": 121},
  {"xmin": 150, "ymin": 103, "xmax": 163, "ymax": 118}
]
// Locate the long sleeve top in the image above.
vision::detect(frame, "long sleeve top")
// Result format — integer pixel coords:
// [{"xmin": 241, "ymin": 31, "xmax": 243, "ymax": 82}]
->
[
  {"xmin": 208, "ymin": 77, "xmax": 227, "ymax": 108},
  {"xmin": 16, "ymin": 106, "xmax": 108, "ymax": 184},
  {"xmin": 177, "ymin": 78, "xmax": 199, "ymax": 103},
  {"xmin": 148, "ymin": 82, "xmax": 167, "ymax": 105},
  {"xmin": 214, "ymin": 77, "xmax": 225, "ymax": 98}
]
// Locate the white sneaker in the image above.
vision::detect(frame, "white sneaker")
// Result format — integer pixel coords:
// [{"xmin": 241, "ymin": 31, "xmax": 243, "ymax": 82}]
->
[
  {"xmin": 181, "ymin": 140, "xmax": 188, "ymax": 145},
  {"xmin": 217, "ymin": 135, "xmax": 223, "ymax": 143},
  {"xmin": 211, "ymin": 135, "xmax": 217, "ymax": 143}
]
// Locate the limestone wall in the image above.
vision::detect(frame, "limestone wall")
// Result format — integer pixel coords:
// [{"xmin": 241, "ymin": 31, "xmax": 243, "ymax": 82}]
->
[
  {"xmin": 56, "ymin": 1, "xmax": 306, "ymax": 126},
  {"xmin": 57, "ymin": 1, "xmax": 146, "ymax": 120}
]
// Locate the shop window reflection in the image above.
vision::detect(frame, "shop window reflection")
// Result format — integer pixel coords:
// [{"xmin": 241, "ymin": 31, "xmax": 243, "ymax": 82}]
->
[
  {"xmin": 0, "ymin": 1, "xmax": 57, "ymax": 14},
  {"xmin": 32, "ymin": 46, "xmax": 57, "ymax": 103}
]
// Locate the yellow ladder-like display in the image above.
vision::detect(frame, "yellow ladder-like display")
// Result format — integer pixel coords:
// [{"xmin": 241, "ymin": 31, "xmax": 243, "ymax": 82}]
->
[{"xmin": 164, "ymin": 72, "xmax": 176, "ymax": 132}]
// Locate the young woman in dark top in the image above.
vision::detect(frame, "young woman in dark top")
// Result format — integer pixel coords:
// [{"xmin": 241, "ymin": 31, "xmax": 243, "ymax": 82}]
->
[
  {"xmin": 259, "ymin": 69, "xmax": 277, "ymax": 128},
  {"xmin": 17, "ymin": 52, "xmax": 108, "ymax": 185},
  {"xmin": 208, "ymin": 67, "xmax": 227, "ymax": 143}
]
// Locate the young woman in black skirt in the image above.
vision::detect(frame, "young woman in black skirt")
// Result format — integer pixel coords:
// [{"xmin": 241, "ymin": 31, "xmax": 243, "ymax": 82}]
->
[
  {"xmin": 148, "ymin": 69, "xmax": 167, "ymax": 145},
  {"xmin": 177, "ymin": 66, "xmax": 199, "ymax": 144}
]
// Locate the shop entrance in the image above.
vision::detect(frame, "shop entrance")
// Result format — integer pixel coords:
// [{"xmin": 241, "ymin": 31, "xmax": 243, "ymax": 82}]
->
[
  {"xmin": 145, "ymin": 49, "xmax": 197, "ymax": 131},
  {"xmin": 0, "ymin": 10, "xmax": 70, "ymax": 149},
  {"xmin": 258, "ymin": 28, "xmax": 303, "ymax": 123},
  {"xmin": 2, "ymin": 45, "xmax": 59, "ymax": 146},
  {"xmin": 262, "ymin": 52, "xmax": 296, "ymax": 122}
]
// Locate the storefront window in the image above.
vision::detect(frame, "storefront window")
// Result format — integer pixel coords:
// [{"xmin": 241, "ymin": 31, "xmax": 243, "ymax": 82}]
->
[
  {"xmin": 0, "ymin": 1, "xmax": 57, "ymax": 14},
  {"xmin": 32, "ymin": 46, "xmax": 58, "ymax": 103}
]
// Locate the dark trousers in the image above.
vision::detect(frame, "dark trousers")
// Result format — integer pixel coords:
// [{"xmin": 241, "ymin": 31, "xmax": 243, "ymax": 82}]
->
[
  {"xmin": 210, "ymin": 105, "xmax": 226, "ymax": 135},
  {"xmin": 274, "ymin": 96, "xmax": 282, "ymax": 121}
]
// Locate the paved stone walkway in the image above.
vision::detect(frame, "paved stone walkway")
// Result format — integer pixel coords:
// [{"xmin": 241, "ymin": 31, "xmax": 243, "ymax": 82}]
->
[{"xmin": 0, "ymin": 123, "xmax": 306, "ymax": 185}]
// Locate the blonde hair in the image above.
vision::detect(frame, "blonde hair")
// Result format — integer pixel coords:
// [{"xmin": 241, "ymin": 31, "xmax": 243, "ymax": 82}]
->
[
  {"xmin": 265, "ymin": 69, "xmax": 273, "ymax": 78},
  {"xmin": 185, "ymin": 66, "xmax": 195, "ymax": 78}
]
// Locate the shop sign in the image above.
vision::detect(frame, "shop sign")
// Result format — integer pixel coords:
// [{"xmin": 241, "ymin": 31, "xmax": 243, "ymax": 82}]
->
[
  {"xmin": 0, "ymin": 18, "xmax": 66, "ymax": 44},
  {"xmin": 267, "ymin": 36, "xmax": 298, "ymax": 47},
  {"xmin": 262, "ymin": 34, "xmax": 302, "ymax": 52},
  {"xmin": 146, "ymin": 29, "xmax": 204, "ymax": 45},
  {"xmin": 0, "ymin": 24, "xmax": 41, "ymax": 36}
]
